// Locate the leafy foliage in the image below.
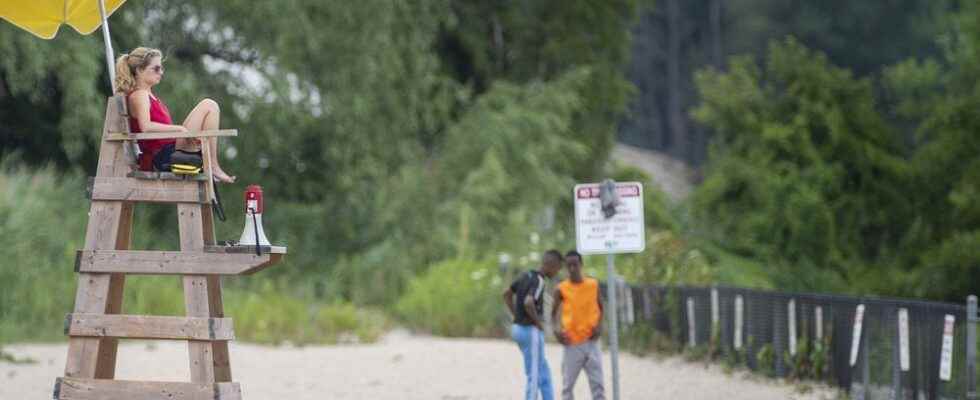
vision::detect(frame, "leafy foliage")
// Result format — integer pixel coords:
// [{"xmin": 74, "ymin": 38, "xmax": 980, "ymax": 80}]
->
[
  {"xmin": 691, "ymin": 38, "xmax": 911, "ymax": 294},
  {"xmin": 880, "ymin": 2, "xmax": 980, "ymax": 300},
  {"xmin": 395, "ymin": 258, "xmax": 503, "ymax": 337}
]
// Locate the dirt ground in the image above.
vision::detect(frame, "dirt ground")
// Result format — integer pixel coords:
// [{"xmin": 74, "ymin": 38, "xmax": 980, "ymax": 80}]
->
[{"xmin": 1, "ymin": 331, "xmax": 838, "ymax": 399}]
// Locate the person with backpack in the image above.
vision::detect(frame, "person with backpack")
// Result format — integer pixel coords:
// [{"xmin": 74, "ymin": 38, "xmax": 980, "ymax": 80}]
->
[{"xmin": 504, "ymin": 249, "xmax": 563, "ymax": 400}]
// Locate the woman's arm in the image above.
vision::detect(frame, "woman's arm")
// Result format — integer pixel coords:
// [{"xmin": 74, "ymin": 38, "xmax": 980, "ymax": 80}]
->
[{"xmin": 128, "ymin": 90, "xmax": 187, "ymax": 133}]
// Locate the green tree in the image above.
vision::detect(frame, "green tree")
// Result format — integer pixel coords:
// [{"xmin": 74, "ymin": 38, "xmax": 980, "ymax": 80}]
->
[
  {"xmin": 691, "ymin": 38, "xmax": 910, "ymax": 292},
  {"xmin": 882, "ymin": 2, "xmax": 980, "ymax": 300},
  {"xmin": 0, "ymin": 0, "xmax": 641, "ymax": 307},
  {"xmin": 439, "ymin": 0, "xmax": 638, "ymax": 176}
]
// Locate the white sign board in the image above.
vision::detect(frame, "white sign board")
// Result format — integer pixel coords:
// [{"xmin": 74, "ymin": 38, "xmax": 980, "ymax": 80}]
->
[
  {"xmin": 687, "ymin": 297, "xmax": 696, "ymax": 348},
  {"xmin": 939, "ymin": 314, "xmax": 955, "ymax": 381},
  {"xmin": 711, "ymin": 288, "xmax": 719, "ymax": 330},
  {"xmin": 850, "ymin": 304, "xmax": 865, "ymax": 367},
  {"xmin": 734, "ymin": 295, "xmax": 744, "ymax": 350},
  {"xmin": 898, "ymin": 308, "xmax": 910, "ymax": 371},
  {"xmin": 574, "ymin": 182, "xmax": 645, "ymax": 254},
  {"xmin": 788, "ymin": 299, "xmax": 797, "ymax": 356},
  {"xmin": 815, "ymin": 306, "xmax": 823, "ymax": 341}
]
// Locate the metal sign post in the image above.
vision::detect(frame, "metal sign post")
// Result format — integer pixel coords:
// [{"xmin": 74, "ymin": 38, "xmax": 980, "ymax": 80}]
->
[
  {"xmin": 606, "ymin": 251, "xmax": 620, "ymax": 400},
  {"xmin": 574, "ymin": 180, "xmax": 645, "ymax": 400}
]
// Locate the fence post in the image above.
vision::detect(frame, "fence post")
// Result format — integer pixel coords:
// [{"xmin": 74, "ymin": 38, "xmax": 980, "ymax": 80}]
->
[
  {"xmin": 861, "ymin": 307, "xmax": 871, "ymax": 400},
  {"xmin": 711, "ymin": 287, "xmax": 719, "ymax": 346},
  {"xmin": 742, "ymin": 295, "xmax": 752, "ymax": 370},
  {"xmin": 788, "ymin": 299, "xmax": 797, "ymax": 358},
  {"xmin": 892, "ymin": 306, "xmax": 902, "ymax": 400},
  {"xmin": 642, "ymin": 288, "xmax": 653, "ymax": 321},
  {"xmin": 734, "ymin": 294, "xmax": 744, "ymax": 352},
  {"xmin": 850, "ymin": 303, "xmax": 867, "ymax": 400},
  {"xmin": 968, "ymin": 295, "xmax": 977, "ymax": 400},
  {"xmin": 687, "ymin": 297, "xmax": 697, "ymax": 348},
  {"xmin": 774, "ymin": 297, "xmax": 786, "ymax": 377}
]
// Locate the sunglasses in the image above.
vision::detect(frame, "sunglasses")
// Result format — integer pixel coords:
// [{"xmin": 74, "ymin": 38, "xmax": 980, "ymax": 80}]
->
[{"xmin": 148, "ymin": 65, "xmax": 164, "ymax": 74}]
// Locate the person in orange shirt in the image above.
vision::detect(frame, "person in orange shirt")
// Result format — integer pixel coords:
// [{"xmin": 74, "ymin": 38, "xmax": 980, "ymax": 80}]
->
[{"xmin": 551, "ymin": 250, "xmax": 605, "ymax": 400}]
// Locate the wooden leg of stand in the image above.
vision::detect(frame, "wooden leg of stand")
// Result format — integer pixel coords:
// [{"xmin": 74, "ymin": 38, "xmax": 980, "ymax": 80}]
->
[
  {"xmin": 200, "ymin": 202, "xmax": 232, "ymax": 381},
  {"xmin": 208, "ymin": 275, "xmax": 232, "ymax": 382},
  {"xmin": 93, "ymin": 202, "xmax": 133, "ymax": 379},
  {"xmin": 65, "ymin": 201, "xmax": 125, "ymax": 378},
  {"xmin": 178, "ymin": 204, "xmax": 215, "ymax": 383}
]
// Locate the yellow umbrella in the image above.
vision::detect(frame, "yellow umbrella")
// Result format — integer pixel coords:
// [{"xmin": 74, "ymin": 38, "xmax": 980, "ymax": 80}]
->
[{"xmin": 0, "ymin": 0, "xmax": 128, "ymax": 90}]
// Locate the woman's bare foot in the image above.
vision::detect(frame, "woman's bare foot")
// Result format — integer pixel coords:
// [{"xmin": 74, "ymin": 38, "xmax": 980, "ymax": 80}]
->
[{"xmin": 213, "ymin": 169, "xmax": 236, "ymax": 183}]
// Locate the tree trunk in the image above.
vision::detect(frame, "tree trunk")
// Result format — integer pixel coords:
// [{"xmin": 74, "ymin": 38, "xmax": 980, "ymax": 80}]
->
[
  {"xmin": 710, "ymin": 0, "xmax": 724, "ymax": 68},
  {"xmin": 666, "ymin": 0, "xmax": 687, "ymax": 160}
]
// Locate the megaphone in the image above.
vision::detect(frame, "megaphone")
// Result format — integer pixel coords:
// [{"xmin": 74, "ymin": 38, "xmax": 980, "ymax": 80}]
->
[{"xmin": 239, "ymin": 185, "xmax": 271, "ymax": 249}]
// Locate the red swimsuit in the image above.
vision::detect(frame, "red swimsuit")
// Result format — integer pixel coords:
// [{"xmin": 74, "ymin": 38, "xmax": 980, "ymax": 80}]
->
[{"xmin": 128, "ymin": 92, "xmax": 177, "ymax": 171}]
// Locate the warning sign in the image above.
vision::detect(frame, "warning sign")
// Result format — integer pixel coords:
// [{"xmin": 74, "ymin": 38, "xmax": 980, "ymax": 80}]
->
[{"xmin": 574, "ymin": 182, "xmax": 645, "ymax": 255}]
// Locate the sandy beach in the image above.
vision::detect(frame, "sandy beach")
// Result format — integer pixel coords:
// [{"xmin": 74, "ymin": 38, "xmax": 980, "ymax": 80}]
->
[{"xmin": 1, "ymin": 331, "xmax": 837, "ymax": 399}]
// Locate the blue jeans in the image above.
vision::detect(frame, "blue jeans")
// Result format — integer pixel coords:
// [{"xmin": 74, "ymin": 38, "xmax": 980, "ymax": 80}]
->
[{"xmin": 511, "ymin": 324, "xmax": 554, "ymax": 400}]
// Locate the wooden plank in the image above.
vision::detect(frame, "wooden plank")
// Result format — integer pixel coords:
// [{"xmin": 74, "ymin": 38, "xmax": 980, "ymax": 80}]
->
[
  {"xmin": 105, "ymin": 129, "xmax": 237, "ymax": 141},
  {"xmin": 90, "ymin": 177, "xmax": 206, "ymax": 204},
  {"xmin": 201, "ymin": 204, "xmax": 217, "ymax": 247},
  {"xmin": 108, "ymin": 95, "xmax": 129, "ymax": 134},
  {"xmin": 97, "ymin": 97, "xmax": 137, "ymax": 178},
  {"xmin": 185, "ymin": 275, "xmax": 215, "ymax": 383},
  {"xmin": 65, "ymin": 201, "xmax": 124, "ymax": 379},
  {"xmin": 107, "ymin": 94, "xmax": 142, "ymax": 168},
  {"xmin": 65, "ymin": 313, "xmax": 234, "ymax": 341},
  {"xmin": 128, "ymin": 171, "xmax": 209, "ymax": 181},
  {"xmin": 178, "ymin": 204, "xmax": 216, "ymax": 383},
  {"xmin": 94, "ymin": 201, "xmax": 133, "ymax": 379},
  {"xmin": 73, "ymin": 96, "xmax": 133, "ymax": 379},
  {"xmin": 199, "ymin": 203, "xmax": 232, "ymax": 382},
  {"xmin": 201, "ymin": 140, "xmax": 217, "ymax": 207},
  {"xmin": 205, "ymin": 245, "xmax": 288, "ymax": 255},
  {"xmin": 76, "ymin": 249, "xmax": 282, "ymax": 275},
  {"xmin": 207, "ymin": 275, "xmax": 232, "ymax": 381},
  {"xmin": 54, "ymin": 378, "xmax": 241, "ymax": 400}
]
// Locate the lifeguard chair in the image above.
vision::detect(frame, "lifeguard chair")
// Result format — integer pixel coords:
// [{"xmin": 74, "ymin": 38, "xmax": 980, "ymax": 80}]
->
[{"xmin": 52, "ymin": 95, "xmax": 286, "ymax": 400}]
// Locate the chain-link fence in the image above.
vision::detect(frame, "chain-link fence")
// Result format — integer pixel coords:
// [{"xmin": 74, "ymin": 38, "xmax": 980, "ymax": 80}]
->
[{"xmin": 607, "ymin": 282, "xmax": 979, "ymax": 400}]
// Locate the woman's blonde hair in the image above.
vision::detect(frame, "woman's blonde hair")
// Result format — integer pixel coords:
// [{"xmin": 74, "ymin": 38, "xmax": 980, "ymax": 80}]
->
[{"xmin": 114, "ymin": 47, "xmax": 163, "ymax": 93}]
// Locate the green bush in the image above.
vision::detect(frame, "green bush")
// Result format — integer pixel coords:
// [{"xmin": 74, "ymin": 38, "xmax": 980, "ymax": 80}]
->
[
  {"xmin": 0, "ymin": 169, "xmax": 87, "ymax": 342},
  {"xmin": 621, "ymin": 324, "xmax": 680, "ymax": 356},
  {"xmin": 223, "ymin": 280, "xmax": 388, "ymax": 345},
  {"xmin": 395, "ymin": 258, "xmax": 504, "ymax": 337},
  {"xmin": 755, "ymin": 343, "xmax": 776, "ymax": 377}
]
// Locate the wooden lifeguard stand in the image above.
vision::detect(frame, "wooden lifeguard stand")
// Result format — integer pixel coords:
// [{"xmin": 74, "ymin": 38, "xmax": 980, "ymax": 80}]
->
[{"xmin": 52, "ymin": 95, "xmax": 286, "ymax": 400}]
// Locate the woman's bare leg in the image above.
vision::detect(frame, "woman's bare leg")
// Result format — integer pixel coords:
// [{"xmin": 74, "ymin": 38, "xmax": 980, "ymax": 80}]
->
[{"xmin": 181, "ymin": 98, "xmax": 235, "ymax": 183}]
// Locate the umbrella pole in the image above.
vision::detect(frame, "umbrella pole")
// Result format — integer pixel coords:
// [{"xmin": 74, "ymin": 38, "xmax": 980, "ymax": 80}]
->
[
  {"xmin": 98, "ymin": 0, "xmax": 141, "ymax": 161},
  {"xmin": 98, "ymin": 0, "xmax": 116, "ymax": 93}
]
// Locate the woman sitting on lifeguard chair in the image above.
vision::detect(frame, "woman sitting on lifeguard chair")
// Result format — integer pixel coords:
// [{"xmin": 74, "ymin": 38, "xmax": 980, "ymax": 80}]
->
[{"xmin": 115, "ymin": 46, "xmax": 236, "ymax": 183}]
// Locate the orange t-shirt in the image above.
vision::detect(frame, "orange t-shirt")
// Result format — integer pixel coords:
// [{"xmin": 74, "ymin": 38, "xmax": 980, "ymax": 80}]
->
[{"xmin": 558, "ymin": 277, "xmax": 602, "ymax": 345}]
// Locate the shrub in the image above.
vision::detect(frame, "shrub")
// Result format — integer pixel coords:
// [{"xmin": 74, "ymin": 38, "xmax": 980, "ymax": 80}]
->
[
  {"xmin": 225, "ymin": 281, "xmax": 388, "ymax": 345},
  {"xmin": 395, "ymin": 258, "xmax": 504, "ymax": 337}
]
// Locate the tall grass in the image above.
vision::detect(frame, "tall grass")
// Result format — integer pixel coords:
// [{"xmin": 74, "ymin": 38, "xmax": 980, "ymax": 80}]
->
[
  {"xmin": 396, "ymin": 258, "xmax": 504, "ymax": 337},
  {"xmin": 0, "ymin": 169, "xmax": 385, "ymax": 344},
  {"xmin": 0, "ymin": 169, "xmax": 86, "ymax": 341}
]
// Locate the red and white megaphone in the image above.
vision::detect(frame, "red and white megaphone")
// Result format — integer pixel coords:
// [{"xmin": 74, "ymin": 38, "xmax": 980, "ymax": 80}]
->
[{"xmin": 239, "ymin": 185, "xmax": 271, "ymax": 247}]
